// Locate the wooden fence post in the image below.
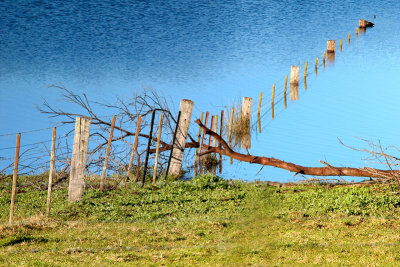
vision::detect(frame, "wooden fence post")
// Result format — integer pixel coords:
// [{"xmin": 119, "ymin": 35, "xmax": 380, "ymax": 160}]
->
[
  {"xmin": 290, "ymin": 66, "xmax": 299, "ymax": 101},
  {"xmin": 284, "ymin": 75, "xmax": 288, "ymax": 109},
  {"xmin": 327, "ymin": 40, "xmax": 335, "ymax": 53},
  {"xmin": 241, "ymin": 97, "xmax": 252, "ymax": 149},
  {"xmin": 209, "ymin": 115, "xmax": 214, "ymax": 147},
  {"xmin": 68, "ymin": 117, "xmax": 91, "ymax": 203},
  {"xmin": 168, "ymin": 99, "xmax": 194, "ymax": 177},
  {"xmin": 271, "ymin": 84, "xmax": 275, "ymax": 119},
  {"xmin": 127, "ymin": 116, "xmax": 142, "ymax": 180},
  {"xmin": 219, "ymin": 110, "xmax": 224, "ymax": 173},
  {"xmin": 153, "ymin": 114, "xmax": 164, "ymax": 185},
  {"xmin": 9, "ymin": 133, "xmax": 20, "ymax": 225},
  {"xmin": 228, "ymin": 107, "xmax": 234, "ymax": 164},
  {"xmin": 340, "ymin": 39, "xmax": 343, "ymax": 51},
  {"xmin": 46, "ymin": 127, "xmax": 56, "ymax": 217},
  {"xmin": 142, "ymin": 110, "xmax": 156, "ymax": 186},
  {"xmin": 100, "ymin": 115, "xmax": 116, "ymax": 192}
]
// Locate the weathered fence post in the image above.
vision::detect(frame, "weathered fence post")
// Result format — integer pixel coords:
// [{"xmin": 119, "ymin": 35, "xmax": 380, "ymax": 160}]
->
[
  {"xmin": 46, "ymin": 127, "xmax": 56, "ymax": 217},
  {"xmin": 127, "ymin": 115, "xmax": 142, "ymax": 184},
  {"xmin": 168, "ymin": 99, "xmax": 194, "ymax": 177},
  {"xmin": 152, "ymin": 113, "xmax": 164, "ymax": 185},
  {"xmin": 68, "ymin": 117, "xmax": 91, "ymax": 203},
  {"xmin": 258, "ymin": 92, "xmax": 262, "ymax": 133},
  {"xmin": 327, "ymin": 40, "xmax": 335, "ymax": 53},
  {"xmin": 219, "ymin": 110, "xmax": 224, "ymax": 173},
  {"xmin": 100, "ymin": 115, "xmax": 116, "ymax": 192},
  {"xmin": 290, "ymin": 66, "xmax": 299, "ymax": 101},
  {"xmin": 228, "ymin": 107, "xmax": 234, "ymax": 164},
  {"xmin": 284, "ymin": 75, "xmax": 288, "ymax": 109},
  {"xmin": 241, "ymin": 97, "xmax": 252, "ymax": 149},
  {"xmin": 9, "ymin": 133, "xmax": 20, "ymax": 225},
  {"xmin": 142, "ymin": 110, "xmax": 156, "ymax": 186},
  {"xmin": 271, "ymin": 84, "xmax": 275, "ymax": 119}
]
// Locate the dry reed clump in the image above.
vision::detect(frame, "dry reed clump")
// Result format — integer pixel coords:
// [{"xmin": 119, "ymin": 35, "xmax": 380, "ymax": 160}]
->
[
  {"xmin": 228, "ymin": 105, "xmax": 251, "ymax": 149},
  {"xmin": 200, "ymin": 154, "xmax": 220, "ymax": 171}
]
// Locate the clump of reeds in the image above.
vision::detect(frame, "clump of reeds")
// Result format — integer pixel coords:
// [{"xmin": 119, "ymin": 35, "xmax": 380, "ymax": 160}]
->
[
  {"xmin": 199, "ymin": 154, "xmax": 220, "ymax": 171},
  {"xmin": 226, "ymin": 104, "xmax": 251, "ymax": 149}
]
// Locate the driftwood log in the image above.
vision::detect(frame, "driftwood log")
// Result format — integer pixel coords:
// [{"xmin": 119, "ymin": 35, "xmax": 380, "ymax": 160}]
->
[{"xmin": 195, "ymin": 119, "xmax": 399, "ymax": 179}]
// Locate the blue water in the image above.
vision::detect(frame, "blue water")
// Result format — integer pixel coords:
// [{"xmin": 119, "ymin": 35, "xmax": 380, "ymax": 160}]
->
[{"xmin": 1, "ymin": 0, "xmax": 399, "ymax": 181}]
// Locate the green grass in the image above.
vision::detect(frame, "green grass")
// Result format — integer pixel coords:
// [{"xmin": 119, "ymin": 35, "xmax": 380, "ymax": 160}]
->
[{"xmin": 1, "ymin": 175, "xmax": 400, "ymax": 265}]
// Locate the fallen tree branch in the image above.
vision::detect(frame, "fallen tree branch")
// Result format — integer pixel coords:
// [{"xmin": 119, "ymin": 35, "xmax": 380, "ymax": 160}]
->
[{"xmin": 195, "ymin": 119, "xmax": 400, "ymax": 179}]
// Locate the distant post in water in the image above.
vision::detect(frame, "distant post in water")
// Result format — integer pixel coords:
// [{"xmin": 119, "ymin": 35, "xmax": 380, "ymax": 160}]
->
[
  {"xmin": 241, "ymin": 97, "xmax": 252, "ymax": 149},
  {"xmin": 68, "ymin": 117, "xmax": 91, "ymax": 203},
  {"xmin": 271, "ymin": 84, "xmax": 275, "ymax": 119},
  {"xmin": 168, "ymin": 99, "xmax": 194, "ymax": 177},
  {"xmin": 9, "ymin": 133, "xmax": 21, "ymax": 225},
  {"xmin": 284, "ymin": 75, "xmax": 288, "ymax": 109},
  {"xmin": 359, "ymin": 19, "xmax": 374, "ymax": 28},
  {"xmin": 46, "ymin": 127, "xmax": 56, "ymax": 217},
  {"xmin": 290, "ymin": 66, "xmax": 299, "ymax": 101},
  {"xmin": 327, "ymin": 40, "xmax": 335, "ymax": 53},
  {"xmin": 340, "ymin": 39, "xmax": 343, "ymax": 51}
]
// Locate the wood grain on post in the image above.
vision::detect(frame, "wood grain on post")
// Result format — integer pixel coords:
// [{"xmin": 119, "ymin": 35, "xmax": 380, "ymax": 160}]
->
[
  {"xmin": 100, "ymin": 115, "xmax": 116, "ymax": 192},
  {"xmin": 228, "ymin": 108, "xmax": 234, "ymax": 164},
  {"xmin": 9, "ymin": 133, "xmax": 20, "ymax": 225},
  {"xmin": 168, "ymin": 99, "xmax": 194, "ymax": 177},
  {"xmin": 271, "ymin": 84, "xmax": 275, "ymax": 119},
  {"xmin": 46, "ymin": 127, "xmax": 56, "ymax": 217},
  {"xmin": 152, "ymin": 114, "xmax": 164, "ymax": 185},
  {"xmin": 127, "ymin": 116, "xmax": 142, "ymax": 180},
  {"xmin": 241, "ymin": 97, "xmax": 252, "ymax": 149},
  {"xmin": 327, "ymin": 40, "xmax": 335, "ymax": 53},
  {"xmin": 68, "ymin": 117, "xmax": 91, "ymax": 203},
  {"xmin": 284, "ymin": 75, "xmax": 288, "ymax": 109}
]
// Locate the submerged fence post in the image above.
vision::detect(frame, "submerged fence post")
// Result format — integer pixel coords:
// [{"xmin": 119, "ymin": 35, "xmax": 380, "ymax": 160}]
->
[
  {"xmin": 168, "ymin": 99, "xmax": 194, "ymax": 177},
  {"xmin": 271, "ymin": 84, "xmax": 275, "ymax": 119},
  {"xmin": 9, "ymin": 133, "xmax": 20, "ymax": 225},
  {"xmin": 327, "ymin": 40, "xmax": 335, "ymax": 53},
  {"xmin": 284, "ymin": 75, "xmax": 288, "ymax": 109},
  {"xmin": 194, "ymin": 112, "xmax": 204, "ymax": 176},
  {"xmin": 219, "ymin": 110, "xmax": 224, "ymax": 173},
  {"xmin": 100, "ymin": 115, "xmax": 116, "ymax": 192},
  {"xmin": 241, "ymin": 97, "xmax": 252, "ymax": 149},
  {"xmin": 228, "ymin": 107, "xmax": 234, "ymax": 164},
  {"xmin": 142, "ymin": 110, "xmax": 156, "ymax": 187},
  {"xmin": 68, "ymin": 117, "xmax": 91, "ymax": 203},
  {"xmin": 46, "ymin": 127, "xmax": 56, "ymax": 217},
  {"xmin": 290, "ymin": 66, "xmax": 299, "ymax": 101}
]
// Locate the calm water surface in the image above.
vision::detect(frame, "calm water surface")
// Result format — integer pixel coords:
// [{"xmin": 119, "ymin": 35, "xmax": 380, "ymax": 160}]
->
[{"xmin": 1, "ymin": 0, "xmax": 399, "ymax": 181}]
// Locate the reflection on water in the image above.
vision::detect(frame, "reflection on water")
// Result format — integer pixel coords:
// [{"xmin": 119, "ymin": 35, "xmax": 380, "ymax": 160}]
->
[{"xmin": 1, "ymin": 0, "xmax": 400, "ymax": 181}]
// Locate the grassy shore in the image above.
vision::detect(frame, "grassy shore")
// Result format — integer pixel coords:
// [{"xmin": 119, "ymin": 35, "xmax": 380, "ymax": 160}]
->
[{"xmin": 1, "ymin": 175, "xmax": 400, "ymax": 265}]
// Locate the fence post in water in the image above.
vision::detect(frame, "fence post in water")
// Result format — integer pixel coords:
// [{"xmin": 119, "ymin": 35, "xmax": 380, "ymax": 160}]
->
[
  {"xmin": 340, "ymin": 39, "xmax": 343, "ymax": 51},
  {"xmin": 356, "ymin": 27, "xmax": 358, "ymax": 36},
  {"xmin": 9, "ymin": 133, "xmax": 20, "ymax": 225},
  {"xmin": 68, "ymin": 117, "xmax": 91, "ymax": 203},
  {"xmin": 168, "ymin": 99, "xmax": 194, "ymax": 177},
  {"xmin": 327, "ymin": 40, "xmax": 335, "ymax": 53},
  {"xmin": 142, "ymin": 110, "xmax": 156, "ymax": 186},
  {"xmin": 258, "ymin": 92, "xmax": 262, "ymax": 133},
  {"xmin": 241, "ymin": 97, "xmax": 252, "ymax": 149},
  {"xmin": 284, "ymin": 75, "xmax": 288, "ymax": 109},
  {"xmin": 127, "ymin": 116, "xmax": 142, "ymax": 184},
  {"xmin": 100, "ymin": 115, "xmax": 116, "ymax": 192},
  {"xmin": 290, "ymin": 66, "xmax": 299, "ymax": 101},
  {"xmin": 214, "ymin": 115, "xmax": 218, "ymax": 147},
  {"xmin": 228, "ymin": 107, "xmax": 234, "ymax": 164},
  {"xmin": 209, "ymin": 115, "xmax": 214, "ymax": 147},
  {"xmin": 271, "ymin": 84, "xmax": 275, "ymax": 119},
  {"xmin": 152, "ymin": 113, "xmax": 164, "ymax": 185},
  {"xmin": 46, "ymin": 127, "xmax": 56, "ymax": 217},
  {"xmin": 219, "ymin": 110, "xmax": 224, "ymax": 173},
  {"xmin": 348, "ymin": 33, "xmax": 351, "ymax": 43}
]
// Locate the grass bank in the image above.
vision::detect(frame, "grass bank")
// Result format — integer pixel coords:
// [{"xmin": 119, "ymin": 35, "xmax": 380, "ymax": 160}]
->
[{"xmin": 1, "ymin": 175, "xmax": 400, "ymax": 265}]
